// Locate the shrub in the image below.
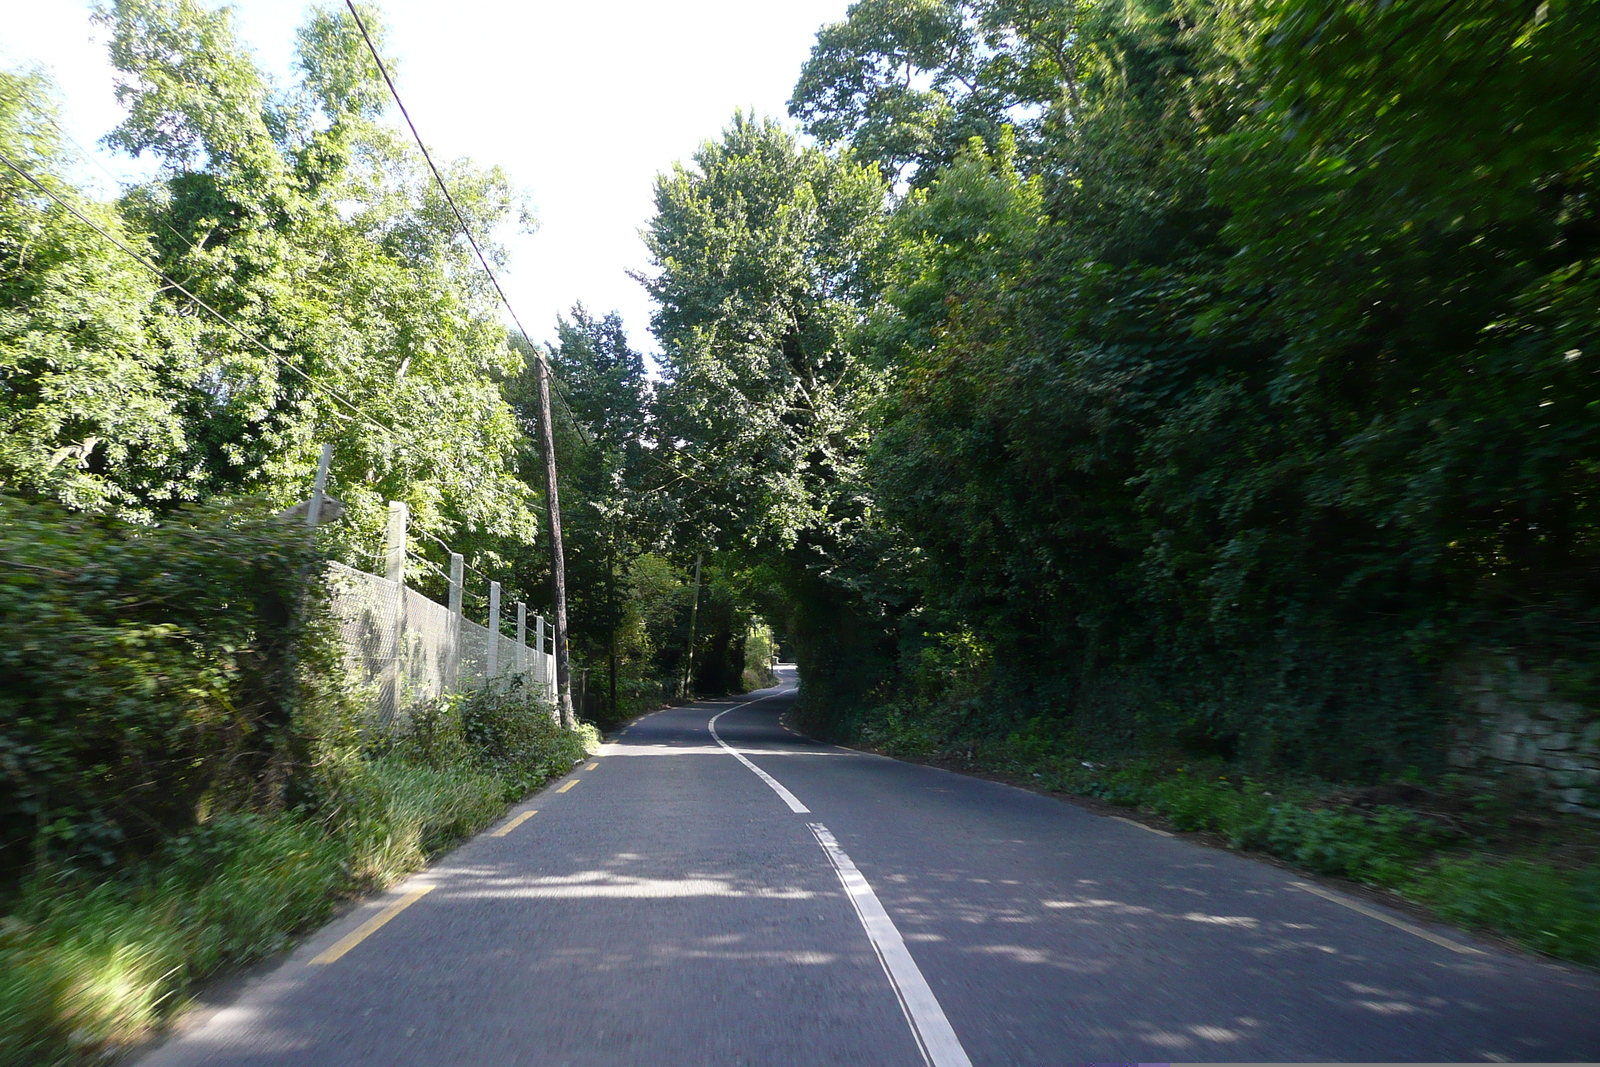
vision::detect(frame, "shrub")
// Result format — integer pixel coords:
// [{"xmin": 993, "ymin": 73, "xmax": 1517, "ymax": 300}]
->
[
  {"xmin": 853, "ymin": 702, "xmax": 1600, "ymax": 964},
  {"xmin": 0, "ymin": 813, "xmax": 344, "ymax": 1065},
  {"xmin": 0, "ymin": 714, "xmax": 596, "ymax": 1067},
  {"xmin": 392, "ymin": 681, "xmax": 599, "ymax": 799},
  {"xmin": 0, "ymin": 494, "xmax": 349, "ymax": 879}
]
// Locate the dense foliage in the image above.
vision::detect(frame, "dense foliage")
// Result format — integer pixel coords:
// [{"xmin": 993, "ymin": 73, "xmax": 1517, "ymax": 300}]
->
[
  {"xmin": 8, "ymin": 0, "xmax": 1594, "ymax": 810},
  {"xmin": 2, "ymin": 1, "xmax": 538, "ymax": 581},
  {"xmin": 504, "ymin": 311, "xmax": 773, "ymax": 720},
  {"xmin": 2, "ymin": 685, "xmax": 595, "ymax": 1066},
  {"xmin": 0, "ymin": 495, "xmax": 344, "ymax": 877},
  {"xmin": 2, "ymin": 2, "xmax": 1597, "ymax": 1052},
  {"xmin": 636, "ymin": 0, "xmax": 1600, "ymax": 780}
]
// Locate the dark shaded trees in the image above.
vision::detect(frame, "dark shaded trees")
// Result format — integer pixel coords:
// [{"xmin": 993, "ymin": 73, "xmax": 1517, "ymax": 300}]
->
[{"xmin": 769, "ymin": 0, "xmax": 1600, "ymax": 773}]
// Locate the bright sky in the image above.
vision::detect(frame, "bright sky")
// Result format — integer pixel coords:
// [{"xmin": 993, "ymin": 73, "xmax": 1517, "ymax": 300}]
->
[{"xmin": 0, "ymin": 0, "xmax": 852, "ymax": 357}]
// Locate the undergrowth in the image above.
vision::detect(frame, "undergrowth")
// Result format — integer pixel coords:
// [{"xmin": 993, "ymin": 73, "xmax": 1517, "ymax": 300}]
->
[
  {"xmin": 0, "ymin": 687, "xmax": 598, "ymax": 1066},
  {"xmin": 858, "ymin": 708, "xmax": 1600, "ymax": 967}
]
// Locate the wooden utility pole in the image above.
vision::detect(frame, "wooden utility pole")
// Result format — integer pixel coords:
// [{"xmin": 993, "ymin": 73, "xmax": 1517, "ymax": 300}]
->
[
  {"xmin": 535, "ymin": 354, "xmax": 574, "ymax": 727},
  {"xmin": 608, "ymin": 545, "xmax": 619, "ymax": 722},
  {"xmin": 680, "ymin": 550, "xmax": 703, "ymax": 698}
]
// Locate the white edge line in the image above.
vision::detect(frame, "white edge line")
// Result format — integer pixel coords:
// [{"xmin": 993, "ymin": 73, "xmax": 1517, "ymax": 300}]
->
[
  {"xmin": 1290, "ymin": 881, "xmax": 1485, "ymax": 955},
  {"xmin": 810, "ymin": 822, "xmax": 973, "ymax": 1067},
  {"xmin": 699, "ymin": 688, "xmax": 972, "ymax": 1066}
]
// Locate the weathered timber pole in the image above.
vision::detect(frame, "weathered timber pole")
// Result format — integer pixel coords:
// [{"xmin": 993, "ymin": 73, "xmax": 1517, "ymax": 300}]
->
[
  {"xmin": 680, "ymin": 549, "xmax": 703, "ymax": 699},
  {"xmin": 608, "ymin": 545, "xmax": 619, "ymax": 721},
  {"xmin": 535, "ymin": 353, "xmax": 575, "ymax": 727}
]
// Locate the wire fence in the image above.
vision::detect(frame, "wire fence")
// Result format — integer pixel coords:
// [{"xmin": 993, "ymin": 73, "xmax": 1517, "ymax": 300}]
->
[{"xmin": 325, "ymin": 561, "xmax": 555, "ymax": 724}]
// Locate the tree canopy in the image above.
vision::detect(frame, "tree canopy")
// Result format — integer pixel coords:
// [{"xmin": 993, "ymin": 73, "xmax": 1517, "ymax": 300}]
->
[{"xmin": 5, "ymin": 0, "xmax": 1597, "ymax": 778}]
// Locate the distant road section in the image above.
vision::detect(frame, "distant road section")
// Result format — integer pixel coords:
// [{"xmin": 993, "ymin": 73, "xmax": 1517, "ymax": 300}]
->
[{"xmin": 141, "ymin": 668, "xmax": 1600, "ymax": 1065}]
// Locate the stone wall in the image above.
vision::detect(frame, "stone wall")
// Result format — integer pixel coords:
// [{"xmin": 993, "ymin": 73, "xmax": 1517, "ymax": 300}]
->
[{"xmin": 1448, "ymin": 655, "xmax": 1600, "ymax": 819}]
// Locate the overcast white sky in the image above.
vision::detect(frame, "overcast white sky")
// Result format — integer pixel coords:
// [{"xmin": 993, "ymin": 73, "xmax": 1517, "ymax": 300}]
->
[{"xmin": 0, "ymin": 0, "xmax": 852, "ymax": 356}]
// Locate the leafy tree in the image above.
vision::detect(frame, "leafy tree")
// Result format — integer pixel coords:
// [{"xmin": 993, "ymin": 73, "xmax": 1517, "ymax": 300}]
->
[
  {"xmin": 790, "ymin": 0, "xmax": 1100, "ymax": 182},
  {"xmin": 646, "ymin": 114, "xmax": 886, "ymax": 553},
  {"xmin": 811, "ymin": 0, "xmax": 1600, "ymax": 773},
  {"xmin": 96, "ymin": 0, "xmax": 538, "ymax": 576},
  {"xmin": 502, "ymin": 312, "xmax": 661, "ymax": 720},
  {"xmin": 643, "ymin": 114, "xmax": 895, "ymax": 713},
  {"xmin": 0, "ymin": 71, "xmax": 189, "ymax": 514}
]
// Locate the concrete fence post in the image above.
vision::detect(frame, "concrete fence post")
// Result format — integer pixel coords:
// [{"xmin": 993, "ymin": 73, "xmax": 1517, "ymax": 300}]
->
[
  {"xmin": 448, "ymin": 552, "xmax": 463, "ymax": 690},
  {"xmin": 384, "ymin": 501, "xmax": 407, "ymax": 585},
  {"xmin": 381, "ymin": 500, "xmax": 408, "ymax": 722},
  {"xmin": 536, "ymin": 614, "xmax": 546, "ymax": 691},
  {"xmin": 305, "ymin": 442, "xmax": 332, "ymax": 545},
  {"xmin": 487, "ymin": 581, "xmax": 501, "ymax": 682},
  {"xmin": 516, "ymin": 601, "xmax": 527, "ymax": 678}
]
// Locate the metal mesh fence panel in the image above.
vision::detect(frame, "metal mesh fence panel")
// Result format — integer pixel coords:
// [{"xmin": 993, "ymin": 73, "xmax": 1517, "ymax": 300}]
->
[
  {"xmin": 325, "ymin": 562, "xmax": 554, "ymax": 724},
  {"xmin": 459, "ymin": 615, "xmax": 489, "ymax": 692}
]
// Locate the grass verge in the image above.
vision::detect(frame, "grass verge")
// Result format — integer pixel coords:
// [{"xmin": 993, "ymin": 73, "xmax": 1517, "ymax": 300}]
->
[
  {"xmin": 0, "ymin": 689, "xmax": 598, "ymax": 1066},
  {"xmin": 857, "ymin": 709, "xmax": 1600, "ymax": 967}
]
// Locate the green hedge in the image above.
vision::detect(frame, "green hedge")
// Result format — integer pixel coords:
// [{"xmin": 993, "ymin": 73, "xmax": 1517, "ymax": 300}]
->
[{"xmin": 0, "ymin": 495, "xmax": 344, "ymax": 879}]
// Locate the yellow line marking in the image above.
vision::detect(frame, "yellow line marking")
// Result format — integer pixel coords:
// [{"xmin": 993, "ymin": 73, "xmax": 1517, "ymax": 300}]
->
[
  {"xmin": 555, "ymin": 779, "xmax": 579, "ymax": 793},
  {"xmin": 1290, "ymin": 881, "xmax": 1484, "ymax": 955},
  {"xmin": 490, "ymin": 810, "xmax": 537, "ymax": 837},
  {"xmin": 309, "ymin": 884, "xmax": 433, "ymax": 966},
  {"xmin": 1111, "ymin": 815, "xmax": 1173, "ymax": 837},
  {"xmin": 583, "ymin": 762, "xmax": 599, "ymax": 771}
]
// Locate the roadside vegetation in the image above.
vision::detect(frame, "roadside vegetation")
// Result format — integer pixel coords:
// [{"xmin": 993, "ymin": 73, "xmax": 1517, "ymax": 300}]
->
[
  {"xmin": 628, "ymin": 0, "xmax": 1599, "ymax": 964},
  {"xmin": 1, "ymin": 696, "xmax": 596, "ymax": 1066},
  {"xmin": 858, "ymin": 705, "xmax": 1600, "ymax": 966},
  {"xmin": 2, "ymin": 11, "xmax": 770, "ymax": 1057},
  {"xmin": 3, "ymin": 0, "xmax": 1598, "ymax": 1055},
  {"xmin": 0, "ymin": 497, "xmax": 596, "ymax": 1065}
]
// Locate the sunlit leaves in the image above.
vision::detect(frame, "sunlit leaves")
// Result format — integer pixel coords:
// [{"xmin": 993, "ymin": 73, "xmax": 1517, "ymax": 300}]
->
[{"xmin": 646, "ymin": 114, "xmax": 887, "ymax": 555}]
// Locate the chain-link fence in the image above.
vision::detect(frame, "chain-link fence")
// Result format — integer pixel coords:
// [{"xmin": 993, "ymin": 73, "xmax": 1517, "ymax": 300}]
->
[{"xmin": 325, "ymin": 561, "xmax": 555, "ymax": 723}]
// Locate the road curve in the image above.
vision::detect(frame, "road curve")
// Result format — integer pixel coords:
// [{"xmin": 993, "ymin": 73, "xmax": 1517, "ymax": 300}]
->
[{"xmin": 139, "ymin": 669, "xmax": 1600, "ymax": 1065}]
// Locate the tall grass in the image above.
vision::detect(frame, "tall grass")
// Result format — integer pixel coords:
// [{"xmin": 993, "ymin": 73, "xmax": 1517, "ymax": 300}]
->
[{"xmin": 0, "ymin": 690, "xmax": 598, "ymax": 1066}]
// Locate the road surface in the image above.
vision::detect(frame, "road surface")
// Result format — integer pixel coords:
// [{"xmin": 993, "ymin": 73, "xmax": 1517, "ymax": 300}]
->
[{"xmin": 140, "ymin": 669, "xmax": 1600, "ymax": 1065}]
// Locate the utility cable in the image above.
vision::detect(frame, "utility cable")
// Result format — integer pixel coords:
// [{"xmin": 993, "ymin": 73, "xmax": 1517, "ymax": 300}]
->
[
  {"xmin": 340, "ymin": 0, "xmax": 597, "ymax": 448},
  {"xmin": 1, "ymin": 124, "xmax": 533, "ymax": 594},
  {"xmin": 1, "ymin": 87, "xmax": 533, "ymax": 478},
  {"xmin": 0, "ymin": 84, "xmax": 209, "ymax": 265},
  {"xmin": 415, "ymin": 526, "xmax": 492, "ymax": 584}
]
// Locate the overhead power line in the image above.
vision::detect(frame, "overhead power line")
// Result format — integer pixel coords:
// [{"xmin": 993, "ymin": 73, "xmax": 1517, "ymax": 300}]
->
[
  {"xmin": 0, "ymin": 83, "xmax": 210, "ymax": 265},
  {"xmin": 340, "ymin": 0, "xmax": 595, "ymax": 447},
  {"xmin": 339, "ymin": 4, "xmax": 579, "ymax": 721},
  {"xmin": 340, "ymin": 2, "xmax": 533, "ymax": 342},
  {"xmin": 1, "ymin": 94, "xmax": 533, "ymax": 594}
]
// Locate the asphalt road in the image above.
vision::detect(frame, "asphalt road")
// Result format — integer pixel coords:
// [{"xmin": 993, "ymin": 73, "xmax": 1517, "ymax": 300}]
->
[{"xmin": 141, "ymin": 669, "xmax": 1600, "ymax": 1065}]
